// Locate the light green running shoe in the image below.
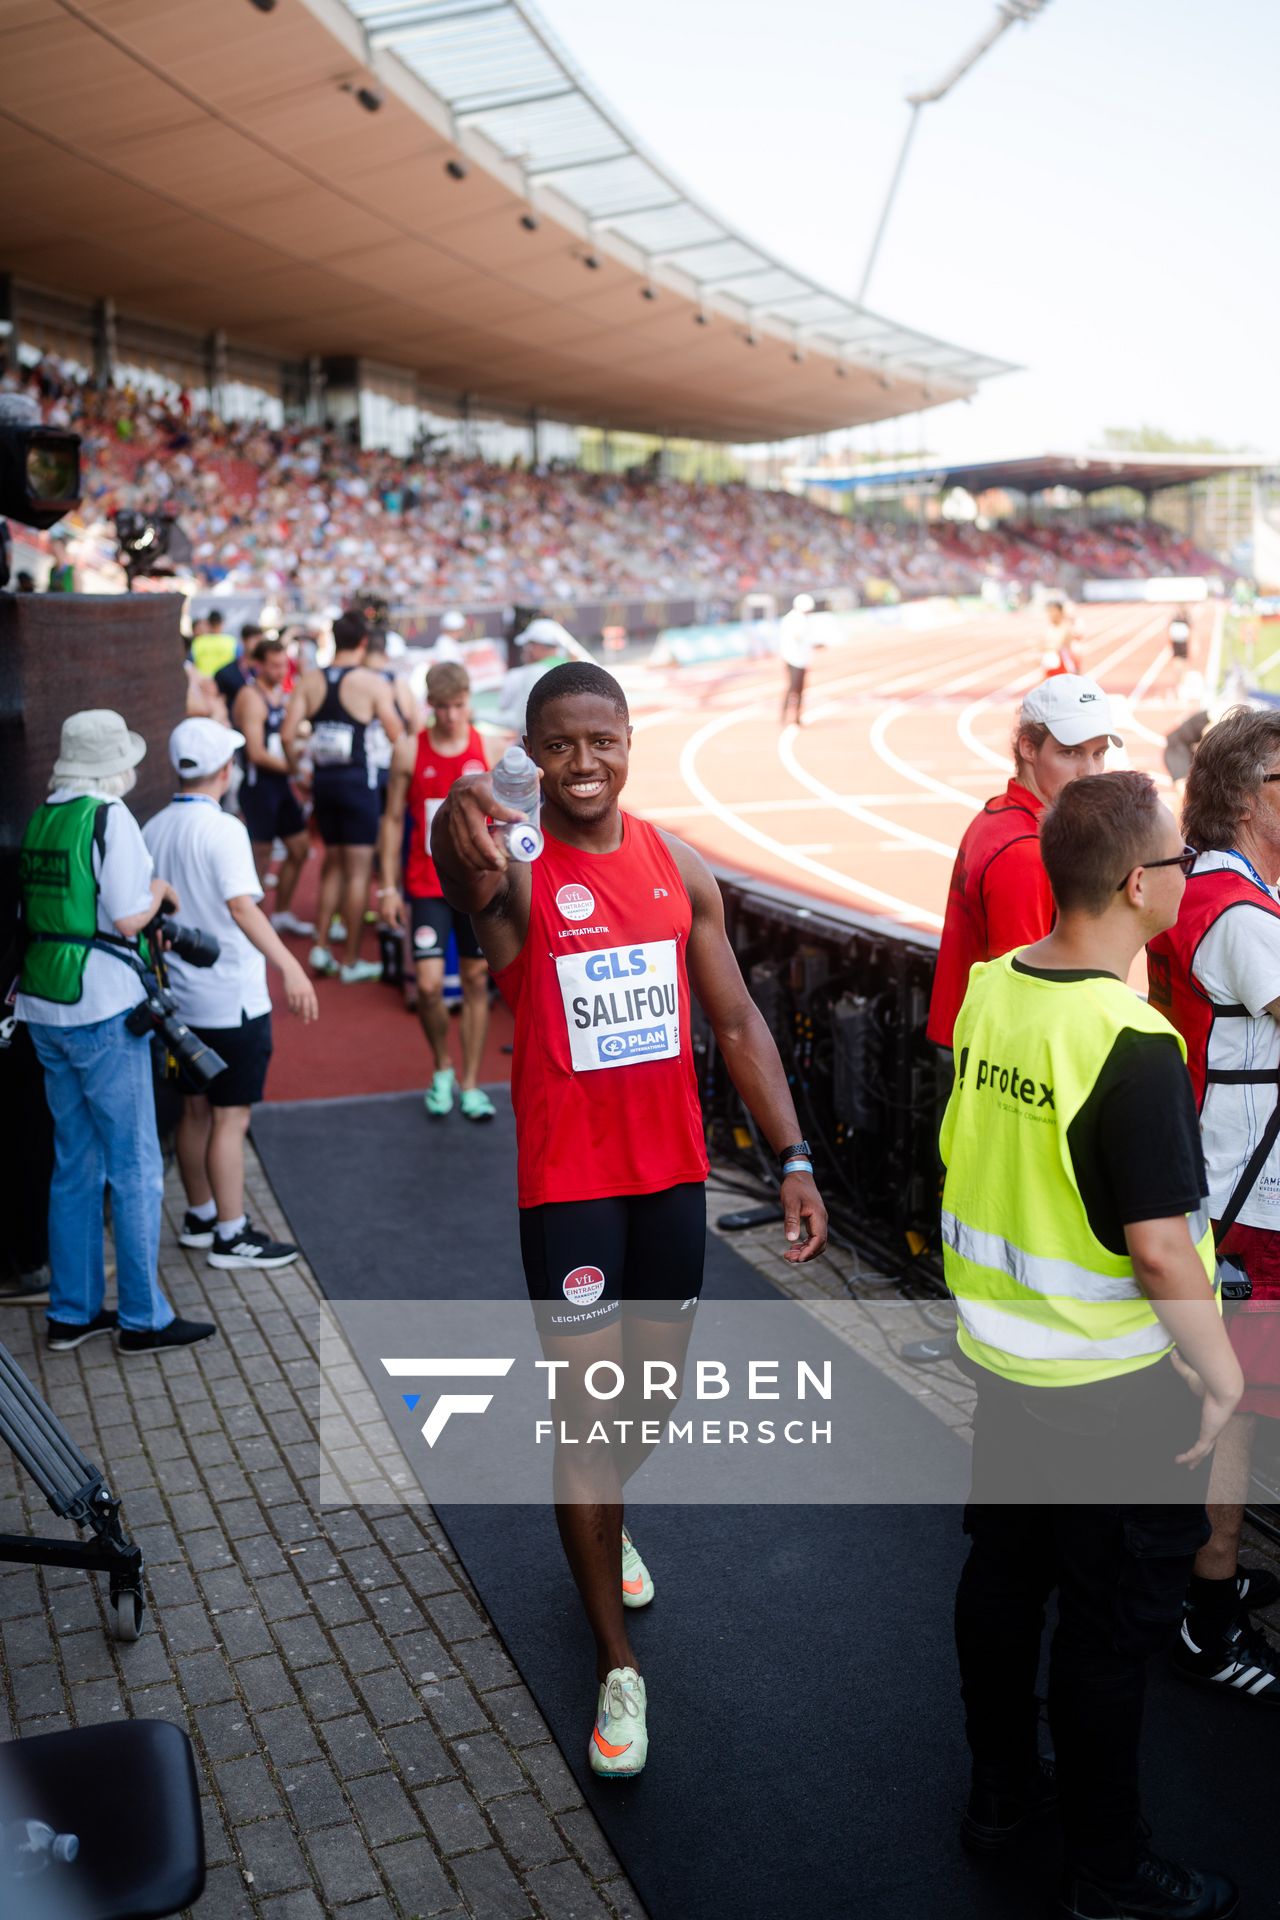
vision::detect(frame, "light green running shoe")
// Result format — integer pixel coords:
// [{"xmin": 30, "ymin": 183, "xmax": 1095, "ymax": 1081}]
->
[
  {"xmin": 459, "ymin": 1087, "xmax": 496, "ymax": 1123},
  {"xmin": 589, "ymin": 1666, "xmax": 647, "ymax": 1778},
  {"xmin": 340, "ymin": 959, "xmax": 383, "ymax": 984},
  {"xmin": 425, "ymin": 1068, "xmax": 456, "ymax": 1117},
  {"xmin": 621, "ymin": 1527, "xmax": 654, "ymax": 1609},
  {"xmin": 309, "ymin": 946, "xmax": 339, "ymax": 977}
]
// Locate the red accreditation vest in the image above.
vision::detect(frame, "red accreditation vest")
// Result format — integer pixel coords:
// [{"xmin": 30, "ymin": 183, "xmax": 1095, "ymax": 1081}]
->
[
  {"xmin": 1147, "ymin": 867, "xmax": 1280, "ymax": 1107},
  {"xmin": 926, "ymin": 780, "xmax": 1050, "ymax": 1048},
  {"xmin": 405, "ymin": 727, "xmax": 487, "ymax": 899},
  {"xmin": 494, "ymin": 812, "xmax": 710, "ymax": 1208}
]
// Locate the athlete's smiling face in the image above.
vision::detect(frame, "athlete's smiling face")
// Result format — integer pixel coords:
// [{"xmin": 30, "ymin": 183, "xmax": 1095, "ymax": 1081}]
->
[{"xmin": 529, "ymin": 693, "xmax": 632, "ymax": 827}]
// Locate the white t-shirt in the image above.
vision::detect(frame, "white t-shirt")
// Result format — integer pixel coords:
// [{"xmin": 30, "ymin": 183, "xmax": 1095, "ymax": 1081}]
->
[
  {"xmin": 1190, "ymin": 848, "xmax": 1280, "ymax": 1229},
  {"xmin": 495, "ymin": 657, "xmax": 560, "ymax": 734},
  {"xmin": 778, "ymin": 608, "xmax": 813, "ymax": 669},
  {"xmin": 142, "ymin": 796, "xmax": 269, "ymax": 1029},
  {"xmin": 16, "ymin": 793, "xmax": 154, "ymax": 1029}
]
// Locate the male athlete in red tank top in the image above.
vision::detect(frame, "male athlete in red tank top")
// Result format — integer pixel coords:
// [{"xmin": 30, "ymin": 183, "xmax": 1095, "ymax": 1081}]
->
[{"xmin": 432, "ymin": 660, "xmax": 828, "ymax": 1779}]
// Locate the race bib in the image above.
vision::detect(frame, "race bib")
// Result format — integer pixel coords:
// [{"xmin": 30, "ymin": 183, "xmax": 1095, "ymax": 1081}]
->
[
  {"xmin": 366, "ymin": 720, "xmax": 393, "ymax": 771},
  {"xmin": 310, "ymin": 721, "xmax": 355, "ymax": 767},
  {"xmin": 424, "ymin": 797, "xmax": 444, "ymax": 841},
  {"xmin": 556, "ymin": 939, "xmax": 680, "ymax": 1073}
]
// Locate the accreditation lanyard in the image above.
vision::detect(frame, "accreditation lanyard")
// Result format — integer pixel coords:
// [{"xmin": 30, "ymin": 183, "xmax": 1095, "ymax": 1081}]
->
[{"xmin": 1223, "ymin": 849, "xmax": 1277, "ymax": 899}]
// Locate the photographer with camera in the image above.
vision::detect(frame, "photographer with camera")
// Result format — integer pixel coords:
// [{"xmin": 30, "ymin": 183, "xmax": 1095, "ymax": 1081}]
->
[
  {"xmin": 143, "ymin": 721, "xmax": 318, "ymax": 1272},
  {"xmin": 15, "ymin": 711, "xmax": 213, "ymax": 1354}
]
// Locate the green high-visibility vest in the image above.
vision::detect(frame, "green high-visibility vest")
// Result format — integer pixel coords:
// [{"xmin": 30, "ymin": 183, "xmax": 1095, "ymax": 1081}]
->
[
  {"xmin": 18, "ymin": 797, "xmax": 107, "ymax": 1005},
  {"xmin": 940, "ymin": 952, "xmax": 1216, "ymax": 1388}
]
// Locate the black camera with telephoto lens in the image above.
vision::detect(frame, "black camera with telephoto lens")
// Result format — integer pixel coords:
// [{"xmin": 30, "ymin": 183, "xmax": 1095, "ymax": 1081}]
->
[{"xmin": 124, "ymin": 905, "xmax": 226, "ymax": 1089}]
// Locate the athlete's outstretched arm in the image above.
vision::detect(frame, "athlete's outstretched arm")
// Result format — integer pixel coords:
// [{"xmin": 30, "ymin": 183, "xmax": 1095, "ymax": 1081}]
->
[
  {"xmin": 430, "ymin": 770, "xmax": 531, "ymax": 970},
  {"xmin": 666, "ymin": 836, "xmax": 828, "ymax": 1263}
]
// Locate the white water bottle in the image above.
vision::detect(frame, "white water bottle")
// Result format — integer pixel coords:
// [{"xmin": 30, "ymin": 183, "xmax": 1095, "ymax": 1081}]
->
[
  {"xmin": 491, "ymin": 746, "xmax": 543, "ymax": 861},
  {"xmin": 0, "ymin": 1818, "xmax": 79, "ymax": 1879}
]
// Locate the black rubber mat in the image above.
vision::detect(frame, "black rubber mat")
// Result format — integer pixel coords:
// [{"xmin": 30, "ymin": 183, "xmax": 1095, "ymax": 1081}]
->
[{"xmin": 253, "ymin": 1094, "xmax": 1276, "ymax": 1920}]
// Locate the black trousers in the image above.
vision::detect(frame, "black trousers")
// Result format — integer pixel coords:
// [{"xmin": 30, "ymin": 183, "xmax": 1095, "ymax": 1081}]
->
[{"xmin": 954, "ymin": 1358, "xmax": 1210, "ymax": 1879}]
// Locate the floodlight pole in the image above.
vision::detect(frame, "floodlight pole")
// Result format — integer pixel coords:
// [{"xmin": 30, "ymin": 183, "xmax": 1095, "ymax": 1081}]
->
[{"xmin": 856, "ymin": 0, "xmax": 1050, "ymax": 307}]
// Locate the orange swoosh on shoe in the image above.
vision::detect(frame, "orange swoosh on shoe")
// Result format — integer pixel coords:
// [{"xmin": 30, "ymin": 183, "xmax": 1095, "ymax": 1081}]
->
[
  {"xmin": 593, "ymin": 1725, "xmax": 633, "ymax": 1759},
  {"xmin": 622, "ymin": 1577, "xmax": 645, "ymax": 1594}
]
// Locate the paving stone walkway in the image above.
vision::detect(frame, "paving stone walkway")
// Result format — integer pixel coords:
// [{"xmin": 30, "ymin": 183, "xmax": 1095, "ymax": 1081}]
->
[{"xmin": 0, "ymin": 1154, "xmax": 645, "ymax": 1920}]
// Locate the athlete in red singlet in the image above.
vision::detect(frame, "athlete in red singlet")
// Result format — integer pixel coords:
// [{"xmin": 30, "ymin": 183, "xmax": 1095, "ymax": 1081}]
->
[
  {"xmin": 379, "ymin": 661, "xmax": 493, "ymax": 1120},
  {"xmin": 432, "ymin": 661, "xmax": 828, "ymax": 1780}
]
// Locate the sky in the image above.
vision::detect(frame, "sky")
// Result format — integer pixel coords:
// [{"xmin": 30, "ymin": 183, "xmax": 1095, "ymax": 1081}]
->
[{"xmin": 534, "ymin": 0, "xmax": 1280, "ymax": 460}]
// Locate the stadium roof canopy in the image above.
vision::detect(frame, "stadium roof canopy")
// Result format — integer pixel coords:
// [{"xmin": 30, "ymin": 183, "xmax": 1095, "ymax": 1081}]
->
[
  {"xmin": 796, "ymin": 450, "xmax": 1269, "ymax": 497},
  {"xmin": 0, "ymin": 0, "xmax": 1014, "ymax": 442}
]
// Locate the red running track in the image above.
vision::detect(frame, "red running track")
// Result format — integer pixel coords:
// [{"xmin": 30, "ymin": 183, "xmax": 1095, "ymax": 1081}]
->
[{"xmin": 264, "ymin": 603, "xmax": 1210, "ymax": 1101}]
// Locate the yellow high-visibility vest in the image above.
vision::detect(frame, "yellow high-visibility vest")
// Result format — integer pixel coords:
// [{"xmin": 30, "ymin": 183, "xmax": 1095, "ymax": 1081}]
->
[
  {"xmin": 191, "ymin": 633, "xmax": 237, "ymax": 677},
  {"xmin": 940, "ymin": 951, "xmax": 1215, "ymax": 1388}
]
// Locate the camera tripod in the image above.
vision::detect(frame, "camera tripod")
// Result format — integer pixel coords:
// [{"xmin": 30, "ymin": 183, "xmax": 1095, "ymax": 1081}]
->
[{"xmin": 0, "ymin": 1341, "xmax": 145, "ymax": 1642}]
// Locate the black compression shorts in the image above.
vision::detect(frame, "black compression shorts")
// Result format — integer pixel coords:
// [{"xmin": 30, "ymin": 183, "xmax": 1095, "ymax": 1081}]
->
[
  {"xmin": 312, "ymin": 773, "xmax": 381, "ymax": 849},
  {"xmin": 240, "ymin": 774, "xmax": 306, "ymax": 847},
  {"xmin": 409, "ymin": 895, "xmax": 484, "ymax": 964},
  {"xmin": 519, "ymin": 1182, "xmax": 706, "ymax": 1334}
]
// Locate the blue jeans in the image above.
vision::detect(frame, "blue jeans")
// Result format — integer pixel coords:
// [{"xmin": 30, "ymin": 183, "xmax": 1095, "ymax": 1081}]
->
[{"xmin": 28, "ymin": 1013, "xmax": 174, "ymax": 1332}]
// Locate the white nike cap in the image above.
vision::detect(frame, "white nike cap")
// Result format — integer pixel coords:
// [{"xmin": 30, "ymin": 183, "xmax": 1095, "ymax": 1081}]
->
[
  {"xmin": 1020, "ymin": 673, "xmax": 1122, "ymax": 748},
  {"xmin": 170, "ymin": 717, "xmax": 243, "ymax": 778}
]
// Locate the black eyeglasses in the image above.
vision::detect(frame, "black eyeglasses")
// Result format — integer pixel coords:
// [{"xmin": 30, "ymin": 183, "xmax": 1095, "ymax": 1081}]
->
[
  {"xmin": 1263, "ymin": 775, "xmax": 1280, "ymax": 783},
  {"xmin": 1115, "ymin": 845, "xmax": 1197, "ymax": 890}
]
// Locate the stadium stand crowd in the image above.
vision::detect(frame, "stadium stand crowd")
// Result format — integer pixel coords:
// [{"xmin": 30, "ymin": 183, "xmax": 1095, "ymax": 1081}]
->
[{"xmin": 15, "ymin": 355, "xmax": 1227, "ymax": 612}]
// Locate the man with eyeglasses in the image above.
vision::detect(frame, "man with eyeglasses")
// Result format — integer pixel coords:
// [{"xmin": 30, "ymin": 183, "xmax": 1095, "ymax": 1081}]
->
[
  {"xmin": 942, "ymin": 770, "xmax": 1242, "ymax": 1920},
  {"xmin": 1147, "ymin": 705, "xmax": 1280, "ymax": 1709}
]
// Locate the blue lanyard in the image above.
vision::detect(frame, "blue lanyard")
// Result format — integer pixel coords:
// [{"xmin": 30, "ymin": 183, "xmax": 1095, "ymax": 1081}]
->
[
  {"xmin": 171, "ymin": 794, "xmax": 220, "ymax": 806},
  {"xmin": 1225, "ymin": 848, "xmax": 1273, "ymax": 895}
]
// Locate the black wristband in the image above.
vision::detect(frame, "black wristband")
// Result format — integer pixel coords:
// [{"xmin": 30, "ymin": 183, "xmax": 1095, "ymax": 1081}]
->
[{"xmin": 777, "ymin": 1141, "xmax": 812, "ymax": 1165}]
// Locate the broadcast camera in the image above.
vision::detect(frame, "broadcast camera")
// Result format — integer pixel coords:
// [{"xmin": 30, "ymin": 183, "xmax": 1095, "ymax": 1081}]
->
[
  {"xmin": 0, "ymin": 391, "xmax": 81, "ymax": 590},
  {"xmin": 124, "ymin": 903, "xmax": 226, "ymax": 1089},
  {"xmin": 114, "ymin": 505, "xmax": 193, "ymax": 584}
]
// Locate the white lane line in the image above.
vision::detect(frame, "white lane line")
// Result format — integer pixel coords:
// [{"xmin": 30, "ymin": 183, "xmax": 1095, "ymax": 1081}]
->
[
  {"xmin": 678, "ymin": 706, "xmax": 944, "ymax": 928},
  {"xmin": 777, "ymin": 712, "xmax": 957, "ymax": 858},
  {"xmin": 869, "ymin": 706, "xmax": 982, "ymax": 809}
]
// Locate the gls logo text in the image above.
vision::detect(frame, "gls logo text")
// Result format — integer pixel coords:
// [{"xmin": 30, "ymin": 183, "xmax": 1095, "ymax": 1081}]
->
[
  {"xmin": 381, "ymin": 1357, "xmax": 514, "ymax": 1445},
  {"xmin": 583, "ymin": 948, "xmax": 652, "ymax": 982}
]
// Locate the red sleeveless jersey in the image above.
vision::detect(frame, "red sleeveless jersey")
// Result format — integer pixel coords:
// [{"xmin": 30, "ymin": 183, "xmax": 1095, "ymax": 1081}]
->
[
  {"xmin": 494, "ymin": 812, "xmax": 709, "ymax": 1207},
  {"xmin": 1147, "ymin": 867, "xmax": 1280, "ymax": 1106},
  {"xmin": 405, "ymin": 727, "xmax": 487, "ymax": 899}
]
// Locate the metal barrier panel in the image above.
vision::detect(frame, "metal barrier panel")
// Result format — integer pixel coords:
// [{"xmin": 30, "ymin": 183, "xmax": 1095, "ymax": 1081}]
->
[{"xmin": 703, "ymin": 866, "xmax": 947, "ymax": 1286}]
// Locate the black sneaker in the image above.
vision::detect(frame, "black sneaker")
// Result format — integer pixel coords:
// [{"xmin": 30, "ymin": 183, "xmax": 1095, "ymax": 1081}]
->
[
  {"xmin": 1058, "ymin": 1850, "xmax": 1239, "ymax": 1918},
  {"xmin": 961, "ymin": 1755, "xmax": 1057, "ymax": 1854},
  {"xmin": 1173, "ymin": 1612, "xmax": 1280, "ymax": 1704},
  {"xmin": 1235, "ymin": 1562, "xmax": 1280, "ymax": 1613},
  {"xmin": 47, "ymin": 1309, "xmax": 118, "ymax": 1352},
  {"xmin": 118, "ymin": 1317, "xmax": 217, "ymax": 1355},
  {"xmin": 207, "ymin": 1223, "xmax": 298, "ymax": 1270},
  {"xmin": 178, "ymin": 1210, "xmax": 216, "ymax": 1250}
]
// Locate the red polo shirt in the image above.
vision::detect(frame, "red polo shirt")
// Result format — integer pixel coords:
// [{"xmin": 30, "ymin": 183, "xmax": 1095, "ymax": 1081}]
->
[{"xmin": 926, "ymin": 779, "xmax": 1053, "ymax": 1048}]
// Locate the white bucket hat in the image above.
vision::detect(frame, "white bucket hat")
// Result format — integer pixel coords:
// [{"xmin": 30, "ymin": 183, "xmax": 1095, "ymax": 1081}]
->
[{"xmin": 53, "ymin": 709, "xmax": 146, "ymax": 781}]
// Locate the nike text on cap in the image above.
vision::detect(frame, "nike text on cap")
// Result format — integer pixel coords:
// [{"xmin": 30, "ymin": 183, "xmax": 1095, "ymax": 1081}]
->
[
  {"xmin": 1020, "ymin": 673, "xmax": 1123, "ymax": 748},
  {"xmin": 169, "ymin": 717, "xmax": 245, "ymax": 778}
]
